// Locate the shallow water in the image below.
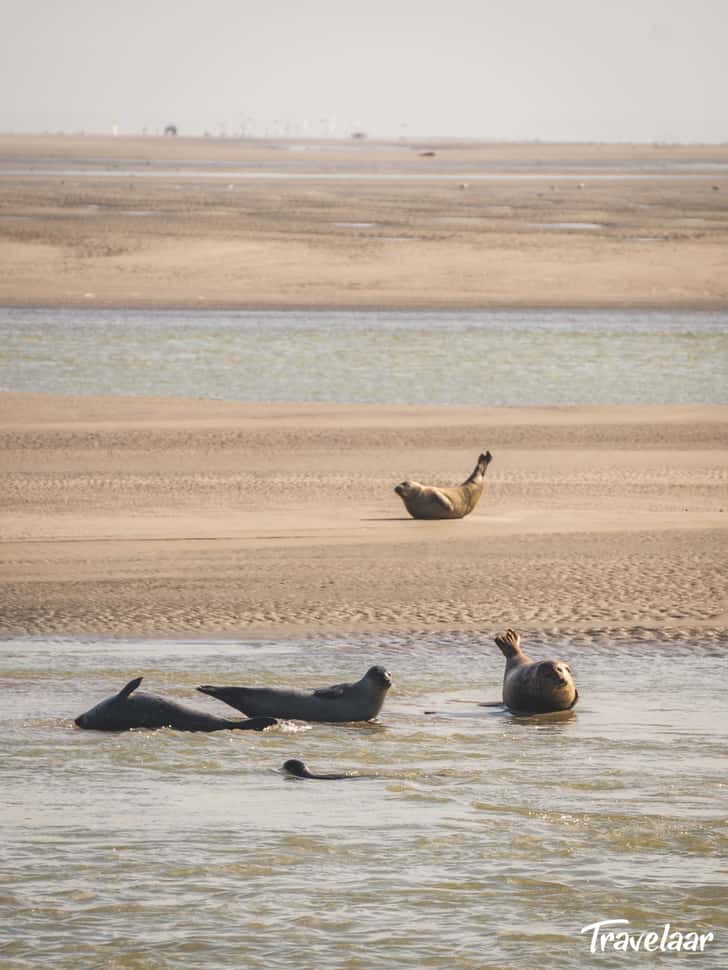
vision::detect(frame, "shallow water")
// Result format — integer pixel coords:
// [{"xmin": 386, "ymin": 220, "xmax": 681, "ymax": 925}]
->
[
  {"xmin": 2, "ymin": 165, "xmax": 728, "ymax": 180},
  {"xmin": 2, "ymin": 633, "xmax": 726, "ymax": 968},
  {"xmin": 1, "ymin": 307, "xmax": 727, "ymax": 405}
]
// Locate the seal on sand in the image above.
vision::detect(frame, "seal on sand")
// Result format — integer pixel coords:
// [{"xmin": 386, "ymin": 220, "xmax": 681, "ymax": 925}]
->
[
  {"xmin": 282, "ymin": 759, "xmax": 362, "ymax": 780},
  {"xmin": 74, "ymin": 677, "xmax": 278, "ymax": 732},
  {"xmin": 394, "ymin": 451, "xmax": 493, "ymax": 519},
  {"xmin": 198, "ymin": 665, "xmax": 392, "ymax": 722},
  {"xmin": 495, "ymin": 629, "xmax": 578, "ymax": 714}
]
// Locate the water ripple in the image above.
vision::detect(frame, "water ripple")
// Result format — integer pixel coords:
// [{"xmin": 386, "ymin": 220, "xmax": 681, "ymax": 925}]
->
[
  {"xmin": 1, "ymin": 633, "xmax": 726, "ymax": 968},
  {"xmin": 1, "ymin": 307, "xmax": 727, "ymax": 405}
]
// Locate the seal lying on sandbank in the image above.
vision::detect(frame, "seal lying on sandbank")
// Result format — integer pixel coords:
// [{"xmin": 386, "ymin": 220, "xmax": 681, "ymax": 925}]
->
[
  {"xmin": 74, "ymin": 677, "xmax": 278, "ymax": 732},
  {"xmin": 394, "ymin": 451, "xmax": 493, "ymax": 519},
  {"xmin": 198, "ymin": 665, "xmax": 392, "ymax": 722},
  {"xmin": 282, "ymin": 759, "xmax": 365, "ymax": 780},
  {"xmin": 495, "ymin": 629, "xmax": 578, "ymax": 714}
]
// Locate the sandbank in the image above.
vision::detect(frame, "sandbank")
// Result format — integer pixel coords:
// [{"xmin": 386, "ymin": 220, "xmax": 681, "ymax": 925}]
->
[
  {"xmin": 1, "ymin": 392, "xmax": 726, "ymax": 640},
  {"xmin": 1, "ymin": 134, "xmax": 727, "ymax": 310}
]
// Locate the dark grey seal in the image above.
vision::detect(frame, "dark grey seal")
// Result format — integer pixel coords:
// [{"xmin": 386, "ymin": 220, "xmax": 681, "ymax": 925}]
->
[
  {"xmin": 74, "ymin": 676, "xmax": 278, "ymax": 732},
  {"xmin": 282, "ymin": 759, "xmax": 362, "ymax": 780},
  {"xmin": 394, "ymin": 451, "xmax": 493, "ymax": 519},
  {"xmin": 198, "ymin": 665, "xmax": 392, "ymax": 722}
]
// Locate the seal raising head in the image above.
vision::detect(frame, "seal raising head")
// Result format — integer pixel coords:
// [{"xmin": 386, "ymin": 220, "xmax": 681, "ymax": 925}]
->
[
  {"xmin": 395, "ymin": 451, "xmax": 493, "ymax": 520},
  {"xmin": 494, "ymin": 629, "xmax": 578, "ymax": 714}
]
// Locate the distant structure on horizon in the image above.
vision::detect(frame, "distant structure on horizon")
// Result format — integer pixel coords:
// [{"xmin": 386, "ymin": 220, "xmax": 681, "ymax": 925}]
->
[{"xmin": 164, "ymin": 124, "xmax": 178, "ymax": 137}]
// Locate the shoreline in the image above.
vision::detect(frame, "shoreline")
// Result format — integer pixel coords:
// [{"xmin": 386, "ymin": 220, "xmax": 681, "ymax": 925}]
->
[{"xmin": 4, "ymin": 299, "xmax": 728, "ymax": 312}]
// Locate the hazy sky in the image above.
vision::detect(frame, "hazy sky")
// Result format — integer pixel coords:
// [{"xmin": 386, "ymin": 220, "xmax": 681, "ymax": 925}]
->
[{"xmin": 3, "ymin": 0, "xmax": 726, "ymax": 142}]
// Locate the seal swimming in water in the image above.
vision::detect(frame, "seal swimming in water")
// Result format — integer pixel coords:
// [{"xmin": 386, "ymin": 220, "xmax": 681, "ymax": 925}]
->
[
  {"xmin": 495, "ymin": 629, "xmax": 578, "ymax": 714},
  {"xmin": 394, "ymin": 451, "xmax": 493, "ymax": 519},
  {"xmin": 282, "ymin": 759, "xmax": 365, "ymax": 780},
  {"xmin": 198, "ymin": 665, "xmax": 392, "ymax": 722},
  {"xmin": 74, "ymin": 677, "xmax": 278, "ymax": 732}
]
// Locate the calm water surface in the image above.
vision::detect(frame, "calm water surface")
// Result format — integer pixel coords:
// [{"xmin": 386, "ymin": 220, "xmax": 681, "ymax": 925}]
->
[
  {"xmin": 1, "ymin": 307, "xmax": 727, "ymax": 405},
  {"xmin": 2, "ymin": 633, "xmax": 726, "ymax": 969}
]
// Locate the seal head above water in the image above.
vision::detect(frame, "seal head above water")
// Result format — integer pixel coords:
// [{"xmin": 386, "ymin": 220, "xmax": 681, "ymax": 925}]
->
[
  {"xmin": 74, "ymin": 677, "xmax": 278, "ymax": 732},
  {"xmin": 282, "ymin": 759, "xmax": 362, "ymax": 780},
  {"xmin": 495, "ymin": 629, "xmax": 578, "ymax": 714},
  {"xmin": 395, "ymin": 451, "xmax": 493, "ymax": 520},
  {"xmin": 198, "ymin": 665, "xmax": 392, "ymax": 722}
]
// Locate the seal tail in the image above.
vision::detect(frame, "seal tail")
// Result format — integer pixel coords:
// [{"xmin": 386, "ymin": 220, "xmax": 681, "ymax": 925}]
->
[
  {"xmin": 198, "ymin": 684, "xmax": 257, "ymax": 716},
  {"xmin": 198, "ymin": 684, "xmax": 239, "ymax": 704},
  {"xmin": 236, "ymin": 716, "xmax": 277, "ymax": 731},
  {"xmin": 464, "ymin": 450, "xmax": 493, "ymax": 484}
]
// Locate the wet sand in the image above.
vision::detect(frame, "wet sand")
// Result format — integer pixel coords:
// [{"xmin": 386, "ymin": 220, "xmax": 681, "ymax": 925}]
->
[
  {"xmin": 1, "ymin": 134, "xmax": 727, "ymax": 310},
  {"xmin": 1, "ymin": 393, "xmax": 726, "ymax": 639},
  {"xmin": 1, "ymin": 137, "xmax": 726, "ymax": 640}
]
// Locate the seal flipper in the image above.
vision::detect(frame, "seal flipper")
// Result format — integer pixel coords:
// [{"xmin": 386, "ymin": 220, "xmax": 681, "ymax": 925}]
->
[
  {"xmin": 494, "ymin": 629, "xmax": 522, "ymax": 660},
  {"xmin": 431, "ymin": 489, "xmax": 454, "ymax": 513},
  {"xmin": 197, "ymin": 685, "xmax": 248, "ymax": 712},
  {"xmin": 118, "ymin": 676, "xmax": 144, "ymax": 700}
]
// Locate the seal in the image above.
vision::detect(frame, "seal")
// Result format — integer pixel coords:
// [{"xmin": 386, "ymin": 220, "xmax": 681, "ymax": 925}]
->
[
  {"xmin": 495, "ymin": 629, "xmax": 578, "ymax": 714},
  {"xmin": 74, "ymin": 676, "xmax": 278, "ymax": 732},
  {"xmin": 282, "ymin": 759, "xmax": 361, "ymax": 780},
  {"xmin": 198, "ymin": 665, "xmax": 392, "ymax": 722},
  {"xmin": 394, "ymin": 451, "xmax": 493, "ymax": 519}
]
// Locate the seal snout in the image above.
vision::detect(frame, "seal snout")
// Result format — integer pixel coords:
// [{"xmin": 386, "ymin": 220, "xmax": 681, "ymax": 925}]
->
[
  {"xmin": 545, "ymin": 664, "xmax": 571, "ymax": 688},
  {"xmin": 367, "ymin": 665, "xmax": 393, "ymax": 688},
  {"xmin": 74, "ymin": 714, "xmax": 86, "ymax": 728}
]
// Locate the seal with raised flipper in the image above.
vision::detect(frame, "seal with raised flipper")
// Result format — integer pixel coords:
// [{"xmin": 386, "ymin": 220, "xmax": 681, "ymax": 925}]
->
[
  {"xmin": 74, "ymin": 677, "xmax": 278, "ymax": 732},
  {"xmin": 394, "ymin": 451, "xmax": 493, "ymax": 519},
  {"xmin": 495, "ymin": 629, "xmax": 578, "ymax": 714},
  {"xmin": 198, "ymin": 665, "xmax": 392, "ymax": 722}
]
